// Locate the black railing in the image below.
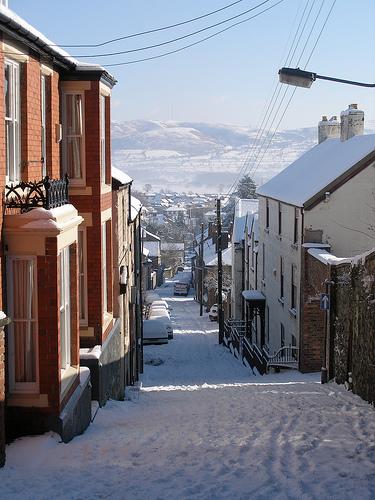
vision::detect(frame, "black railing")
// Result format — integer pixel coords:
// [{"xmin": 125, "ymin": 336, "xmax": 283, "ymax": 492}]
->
[
  {"xmin": 5, "ymin": 174, "xmax": 69, "ymax": 213},
  {"xmin": 224, "ymin": 319, "xmax": 268, "ymax": 375}
]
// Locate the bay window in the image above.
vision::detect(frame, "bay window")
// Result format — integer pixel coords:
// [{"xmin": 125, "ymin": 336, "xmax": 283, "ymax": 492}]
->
[
  {"xmin": 102, "ymin": 223, "xmax": 108, "ymax": 315},
  {"xmin": 63, "ymin": 92, "xmax": 84, "ymax": 181},
  {"xmin": 78, "ymin": 228, "xmax": 88, "ymax": 325},
  {"xmin": 41, "ymin": 74, "xmax": 47, "ymax": 177},
  {"xmin": 7, "ymin": 256, "xmax": 38, "ymax": 393},
  {"xmin": 60, "ymin": 246, "xmax": 71, "ymax": 369},
  {"xmin": 5, "ymin": 59, "xmax": 20, "ymax": 182},
  {"xmin": 100, "ymin": 95, "xmax": 106, "ymax": 183}
]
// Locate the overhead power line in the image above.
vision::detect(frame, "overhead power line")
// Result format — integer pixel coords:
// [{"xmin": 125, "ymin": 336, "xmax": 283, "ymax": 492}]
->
[
  {"xmin": 246, "ymin": 0, "xmax": 337, "ymax": 182},
  {"xmin": 57, "ymin": 0, "xmax": 247, "ymax": 48},
  {"xmin": 73, "ymin": 0, "xmax": 273, "ymax": 58},
  {"xmin": 225, "ymin": 0, "xmax": 313, "ymax": 197},
  {"xmin": 104, "ymin": 0, "xmax": 286, "ymax": 67}
]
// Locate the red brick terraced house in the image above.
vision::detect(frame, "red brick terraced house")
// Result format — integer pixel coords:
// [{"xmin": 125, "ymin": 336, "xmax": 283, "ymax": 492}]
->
[{"xmin": 0, "ymin": 2, "xmax": 124, "ymax": 457}]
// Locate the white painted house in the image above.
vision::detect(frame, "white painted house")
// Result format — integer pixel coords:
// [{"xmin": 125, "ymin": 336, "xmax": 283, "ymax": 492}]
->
[
  {"xmin": 231, "ymin": 199, "xmax": 258, "ymax": 319},
  {"xmin": 256, "ymin": 104, "xmax": 375, "ymax": 357}
]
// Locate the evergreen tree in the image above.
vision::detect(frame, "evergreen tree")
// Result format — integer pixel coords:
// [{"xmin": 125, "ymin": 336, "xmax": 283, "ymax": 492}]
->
[{"xmin": 235, "ymin": 175, "xmax": 257, "ymax": 199}]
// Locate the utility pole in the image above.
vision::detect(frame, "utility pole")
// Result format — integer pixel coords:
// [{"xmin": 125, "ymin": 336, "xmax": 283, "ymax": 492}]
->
[
  {"xmin": 217, "ymin": 198, "xmax": 224, "ymax": 344},
  {"xmin": 199, "ymin": 223, "xmax": 204, "ymax": 316}
]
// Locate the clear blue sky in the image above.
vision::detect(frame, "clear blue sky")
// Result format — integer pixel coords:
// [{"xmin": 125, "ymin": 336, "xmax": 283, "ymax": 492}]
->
[{"xmin": 11, "ymin": 0, "xmax": 375, "ymax": 129}]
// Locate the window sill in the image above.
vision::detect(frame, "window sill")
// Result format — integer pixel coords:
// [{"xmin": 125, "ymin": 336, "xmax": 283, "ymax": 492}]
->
[
  {"xmin": 277, "ymin": 234, "xmax": 282, "ymax": 241},
  {"xmin": 60, "ymin": 365, "xmax": 79, "ymax": 401},
  {"xmin": 101, "ymin": 183, "xmax": 112, "ymax": 195},
  {"xmin": 288, "ymin": 308, "xmax": 297, "ymax": 318},
  {"xmin": 278, "ymin": 297, "xmax": 285, "ymax": 306},
  {"xmin": 291, "ymin": 243, "xmax": 299, "ymax": 250},
  {"xmin": 261, "ymin": 279, "xmax": 266, "ymax": 287},
  {"xmin": 250, "ymin": 266, "xmax": 255, "ymax": 273},
  {"xmin": 264, "ymin": 228, "xmax": 269, "ymax": 234}
]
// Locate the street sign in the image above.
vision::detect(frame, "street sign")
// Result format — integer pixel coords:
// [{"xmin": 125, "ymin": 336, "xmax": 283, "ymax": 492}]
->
[{"xmin": 320, "ymin": 293, "xmax": 330, "ymax": 311}]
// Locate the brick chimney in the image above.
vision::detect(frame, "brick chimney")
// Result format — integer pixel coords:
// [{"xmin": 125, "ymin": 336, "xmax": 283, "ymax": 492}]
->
[
  {"xmin": 340, "ymin": 104, "xmax": 364, "ymax": 141},
  {"xmin": 318, "ymin": 115, "xmax": 340, "ymax": 144}
]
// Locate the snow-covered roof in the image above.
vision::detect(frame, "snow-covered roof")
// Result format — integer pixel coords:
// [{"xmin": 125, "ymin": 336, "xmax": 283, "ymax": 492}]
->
[
  {"xmin": 248, "ymin": 213, "xmax": 259, "ymax": 242},
  {"xmin": 233, "ymin": 215, "xmax": 247, "ymax": 244},
  {"xmin": 130, "ymin": 196, "xmax": 142, "ymax": 221},
  {"xmin": 161, "ymin": 243, "xmax": 184, "ymax": 251},
  {"xmin": 206, "ymin": 245, "xmax": 232, "ymax": 267},
  {"xmin": 144, "ymin": 230, "xmax": 161, "ymax": 241},
  {"xmin": 112, "ymin": 166, "xmax": 132, "ymax": 185},
  {"xmin": 143, "ymin": 241, "xmax": 160, "ymax": 257},
  {"xmin": 0, "ymin": 4, "xmax": 116, "ymax": 83},
  {"xmin": 257, "ymin": 134, "xmax": 375, "ymax": 207},
  {"xmin": 235, "ymin": 199, "xmax": 259, "ymax": 218}
]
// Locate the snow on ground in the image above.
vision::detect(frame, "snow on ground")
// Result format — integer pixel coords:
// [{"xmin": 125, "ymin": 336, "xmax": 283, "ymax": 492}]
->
[{"xmin": 1, "ymin": 280, "xmax": 375, "ymax": 499}]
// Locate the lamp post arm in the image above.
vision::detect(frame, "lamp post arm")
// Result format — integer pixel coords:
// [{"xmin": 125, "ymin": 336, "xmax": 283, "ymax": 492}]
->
[{"xmin": 316, "ymin": 74, "xmax": 375, "ymax": 88}]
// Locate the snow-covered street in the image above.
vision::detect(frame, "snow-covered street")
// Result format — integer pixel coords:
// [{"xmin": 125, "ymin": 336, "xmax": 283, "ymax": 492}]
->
[{"xmin": 2, "ymin": 281, "xmax": 375, "ymax": 499}]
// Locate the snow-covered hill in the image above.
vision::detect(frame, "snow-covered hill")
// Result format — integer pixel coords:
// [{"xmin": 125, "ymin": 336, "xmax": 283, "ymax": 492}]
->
[{"xmin": 111, "ymin": 120, "xmax": 375, "ymax": 193}]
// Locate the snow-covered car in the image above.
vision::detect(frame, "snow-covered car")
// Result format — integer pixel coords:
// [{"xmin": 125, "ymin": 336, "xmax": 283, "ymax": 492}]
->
[
  {"xmin": 143, "ymin": 320, "xmax": 169, "ymax": 345},
  {"xmin": 208, "ymin": 304, "xmax": 218, "ymax": 321},
  {"xmin": 149, "ymin": 306, "xmax": 170, "ymax": 318},
  {"xmin": 149, "ymin": 316, "xmax": 174, "ymax": 340},
  {"xmin": 151, "ymin": 299, "xmax": 170, "ymax": 310}
]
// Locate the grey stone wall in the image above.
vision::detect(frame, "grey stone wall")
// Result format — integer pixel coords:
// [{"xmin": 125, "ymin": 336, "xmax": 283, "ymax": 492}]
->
[
  {"xmin": 81, "ymin": 319, "xmax": 124, "ymax": 406},
  {"xmin": 332, "ymin": 250, "xmax": 375, "ymax": 405}
]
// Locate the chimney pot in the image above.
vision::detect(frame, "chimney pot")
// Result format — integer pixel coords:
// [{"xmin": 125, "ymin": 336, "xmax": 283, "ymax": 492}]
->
[{"xmin": 340, "ymin": 104, "xmax": 364, "ymax": 141}]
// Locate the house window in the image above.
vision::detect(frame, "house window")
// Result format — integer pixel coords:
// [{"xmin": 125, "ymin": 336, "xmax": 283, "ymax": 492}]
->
[
  {"xmin": 100, "ymin": 95, "xmax": 106, "ymax": 184},
  {"xmin": 5, "ymin": 59, "xmax": 21, "ymax": 182},
  {"xmin": 102, "ymin": 222, "xmax": 108, "ymax": 315},
  {"xmin": 266, "ymin": 305, "xmax": 270, "ymax": 345},
  {"xmin": 291, "ymin": 264, "xmax": 297, "ymax": 310},
  {"xmin": 262, "ymin": 243, "xmax": 265, "ymax": 280},
  {"xmin": 278, "ymin": 202, "xmax": 282, "ymax": 235},
  {"xmin": 63, "ymin": 92, "xmax": 84, "ymax": 180},
  {"xmin": 280, "ymin": 257, "xmax": 284, "ymax": 299},
  {"xmin": 280, "ymin": 323, "xmax": 285, "ymax": 348},
  {"xmin": 78, "ymin": 228, "xmax": 88, "ymax": 325},
  {"xmin": 60, "ymin": 246, "xmax": 71, "ymax": 370},
  {"xmin": 266, "ymin": 199, "xmax": 269, "ymax": 228},
  {"xmin": 7, "ymin": 256, "xmax": 38, "ymax": 393},
  {"xmin": 293, "ymin": 208, "xmax": 299, "ymax": 244},
  {"xmin": 41, "ymin": 74, "xmax": 47, "ymax": 177}
]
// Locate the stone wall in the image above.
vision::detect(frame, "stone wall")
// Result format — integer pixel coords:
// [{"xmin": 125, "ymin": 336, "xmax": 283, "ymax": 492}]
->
[{"xmin": 332, "ymin": 251, "xmax": 375, "ymax": 405}]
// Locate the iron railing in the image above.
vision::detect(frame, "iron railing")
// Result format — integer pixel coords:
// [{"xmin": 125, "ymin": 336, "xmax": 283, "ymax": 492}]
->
[
  {"xmin": 224, "ymin": 319, "xmax": 299, "ymax": 373},
  {"xmin": 224, "ymin": 319, "xmax": 268, "ymax": 375},
  {"xmin": 5, "ymin": 174, "xmax": 69, "ymax": 213},
  {"xmin": 267, "ymin": 346, "xmax": 299, "ymax": 369}
]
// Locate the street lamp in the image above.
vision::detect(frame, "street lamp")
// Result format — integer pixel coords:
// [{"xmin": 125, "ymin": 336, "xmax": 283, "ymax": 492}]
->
[{"xmin": 279, "ymin": 67, "xmax": 375, "ymax": 88}]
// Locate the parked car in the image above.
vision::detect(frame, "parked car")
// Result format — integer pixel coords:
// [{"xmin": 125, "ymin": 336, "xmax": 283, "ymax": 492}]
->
[
  {"xmin": 209, "ymin": 304, "xmax": 218, "ymax": 321},
  {"xmin": 174, "ymin": 281, "xmax": 189, "ymax": 296},
  {"xmin": 149, "ymin": 316, "xmax": 174, "ymax": 340},
  {"xmin": 143, "ymin": 320, "xmax": 169, "ymax": 345}
]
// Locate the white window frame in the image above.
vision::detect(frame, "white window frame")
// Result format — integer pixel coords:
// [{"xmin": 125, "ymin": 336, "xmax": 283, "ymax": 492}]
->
[
  {"xmin": 60, "ymin": 246, "xmax": 71, "ymax": 370},
  {"xmin": 62, "ymin": 91, "xmax": 85, "ymax": 185},
  {"xmin": 41, "ymin": 74, "xmax": 47, "ymax": 177},
  {"xmin": 5, "ymin": 58, "xmax": 21, "ymax": 183},
  {"xmin": 7, "ymin": 256, "xmax": 39, "ymax": 394},
  {"xmin": 102, "ymin": 222, "xmax": 108, "ymax": 315},
  {"xmin": 78, "ymin": 227, "xmax": 88, "ymax": 326},
  {"xmin": 100, "ymin": 94, "xmax": 106, "ymax": 184}
]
